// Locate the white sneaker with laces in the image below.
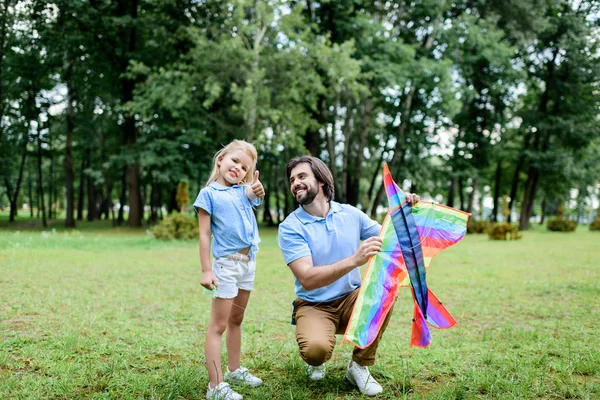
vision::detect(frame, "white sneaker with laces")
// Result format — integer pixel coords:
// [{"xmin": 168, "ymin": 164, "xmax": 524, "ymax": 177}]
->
[
  {"xmin": 345, "ymin": 360, "xmax": 383, "ymax": 396},
  {"xmin": 206, "ymin": 382, "xmax": 243, "ymax": 400},
  {"xmin": 306, "ymin": 362, "xmax": 326, "ymax": 380},
  {"xmin": 224, "ymin": 366, "xmax": 263, "ymax": 387}
]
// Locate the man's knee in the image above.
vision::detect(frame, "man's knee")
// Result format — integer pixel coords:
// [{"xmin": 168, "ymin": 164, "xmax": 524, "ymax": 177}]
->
[{"xmin": 300, "ymin": 338, "xmax": 333, "ymax": 366}]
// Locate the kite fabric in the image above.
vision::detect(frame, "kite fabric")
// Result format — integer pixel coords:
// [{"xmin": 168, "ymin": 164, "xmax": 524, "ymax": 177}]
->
[{"xmin": 342, "ymin": 164, "xmax": 470, "ymax": 348}]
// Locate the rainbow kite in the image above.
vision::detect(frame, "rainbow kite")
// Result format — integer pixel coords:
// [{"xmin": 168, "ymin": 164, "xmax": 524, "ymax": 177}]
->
[{"xmin": 343, "ymin": 164, "xmax": 470, "ymax": 348}]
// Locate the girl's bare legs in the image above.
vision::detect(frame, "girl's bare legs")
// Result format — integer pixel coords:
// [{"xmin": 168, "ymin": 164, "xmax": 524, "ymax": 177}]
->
[
  {"xmin": 226, "ymin": 289, "xmax": 251, "ymax": 371},
  {"xmin": 205, "ymin": 298, "xmax": 233, "ymax": 389}
]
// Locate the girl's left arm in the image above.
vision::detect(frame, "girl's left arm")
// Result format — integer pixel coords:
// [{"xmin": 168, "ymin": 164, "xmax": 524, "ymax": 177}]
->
[{"xmin": 246, "ymin": 170, "xmax": 265, "ymax": 201}]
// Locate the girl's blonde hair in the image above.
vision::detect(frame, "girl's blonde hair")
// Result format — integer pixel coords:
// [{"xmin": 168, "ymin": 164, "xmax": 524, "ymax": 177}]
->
[{"xmin": 205, "ymin": 140, "xmax": 258, "ymax": 187}]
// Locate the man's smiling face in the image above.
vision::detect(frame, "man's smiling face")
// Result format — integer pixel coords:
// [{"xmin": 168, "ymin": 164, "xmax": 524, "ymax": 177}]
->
[{"xmin": 289, "ymin": 163, "xmax": 322, "ymax": 205}]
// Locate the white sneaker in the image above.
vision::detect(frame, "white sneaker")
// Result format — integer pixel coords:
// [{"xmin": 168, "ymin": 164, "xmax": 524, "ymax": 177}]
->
[
  {"xmin": 224, "ymin": 366, "xmax": 263, "ymax": 387},
  {"xmin": 206, "ymin": 382, "xmax": 242, "ymax": 400},
  {"xmin": 306, "ymin": 362, "xmax": 326, "ymax": 380},
  {"xmin": 345, "ymin": 360, "xmax": 383, "ymax": 396}
]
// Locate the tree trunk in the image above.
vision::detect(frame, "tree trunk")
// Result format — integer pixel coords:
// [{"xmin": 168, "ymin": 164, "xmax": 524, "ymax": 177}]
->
[
  {"xmin": 275, "ymin": 168, "xmax": 283, "ymax": 223},
  {"xmin": 4, "ymin": 177, "xmax": 14, "ymax": 218},
  {"xmin": 77, "ymin": 155, "xmax": 85, "ymax": 221},
  {"xmin": 447, "ymin": 176, "xmax": 456, "ymax": 208},
  {"xmin": 86, "ymin": 180, "xmax": 97, "ymax": 221},
  {"xmin": 8, "ymin": 136, "xmax": 28, "ymax": 221},
  {"xmin": 283, "ymin": 150, "xmax": 292, "ymax": 217},
  {"xmin": 100, "ymin": 183, "xmax": 112, "ymax": 220},
  {"xmin": 467, "ymin": 178, "xmax": 477, "ymax": 215},
  {"xmin": 519, "ymin": 46, "xmax": 558, "ymax": 230},
  {"xmin": 64, "ymin": 55, "xmax": 76, "ymax": 227},
  {"xmin": 262, "ymin": 182, "xmax": 274, "ymax": 226},
  {"xmin": 304, "ymin": 128, "xmax": 320, "ymax": 156},
  {"xmin": 28, "ymin": 172, "xmax": 34, "ymax": 218},
  {"xmin": 119, "ymin": 0, "xmax": 142, "ymax": 227},
  {"xmin": 48, "ymin": 123, "xmax": 54, "ymax": 220},
  {"xmin": 369, "ymin": 82, "xmax": 415, "ymax": 217},
  {"xmin": 124, "ymin": 121, "xmax": 142, "ymax": 226},
  {"xmin": 492, "ymin": 161, "xmax": 502, "ymax": 222},
  {"xmin": 370, "ymin": 152, "xmax": 408, "ymax": 219},
  {"xmin": 507, "ymin": 152, "xmax": 525, "ymax": 223},
  {"xmin": 86, "ymin": 147, "xmax": 98, "ymax": 221},
  {"xmin": 368, "ymin": 1, "xmax": 445, "ymax": 214},
  {"xmin": 148, "ymin": 182, "xmax": 155, "ymax": 223},
  {"xmin": 348, "ymin": 98, "xmax": 373, "ymax": 207},
  {"xmin": 304, "ymin": 93, "xmax": 326, "ymax": 156},
  {"xmin": 245, "ymin": 4, "xmax": 266, "ymax": 142},
  {"xmin": 556, "ymin": 199, "xmax": 563, "ymax": 219},
  {"xmin": 142, "ymin": 184, "xmax": 148, "ymax": 215},
  {"xmin": 99, "ymin": 120, "xmax": 112, "ymax": 220},
  {"xmin": 519, "ymin": 165, "xmax": 540, "ymax": 230},
  {"xmin": 520, "ymin": 124, "xmax": 553, "ymax": 230},
  {"xmin": 36, "ymin": 123, "xmax": 47, "ymax": 227},
  {"xmin": 167, "ymin": 184, "xmax": 177, "ymax": 214},
  {"xmin": 117, "ymin": 166, "xmax": 127, "ymax": 225},
  {"xmin": 326, "ymin": 100, "xmax": 338, "ymax": 198},
  {"xmin": 366, "ymin": 135, "xmax": 391, "ymax": 215},
  {"xmin": 158, "ymin": 187, "xmax": 163, "ymax": 220},
  {"xmin": 540, "ymin": 197, "xmax": 547, "ymax": 224},
  {"xmin": 0, "ymin": 0, "xmax": 9, "ymax": 146},
  {"xmin": 340, "ymin": 100, "xmax": 353, "ymax": 203},
  {"xmin": 458, "ymin": 176, "xmax": 465, "ymax": 211}
]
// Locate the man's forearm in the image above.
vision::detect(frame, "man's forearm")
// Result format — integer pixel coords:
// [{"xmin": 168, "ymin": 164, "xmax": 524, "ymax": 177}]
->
[{"xmin": 299, "ymin": 255, "xmax": 358, "ymax": 290}]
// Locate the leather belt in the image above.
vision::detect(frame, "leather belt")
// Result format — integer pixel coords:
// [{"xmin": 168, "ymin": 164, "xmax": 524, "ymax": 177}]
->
[{"xmin": 225, "ymin": 253, "xmax": 251, "ymax": 262}]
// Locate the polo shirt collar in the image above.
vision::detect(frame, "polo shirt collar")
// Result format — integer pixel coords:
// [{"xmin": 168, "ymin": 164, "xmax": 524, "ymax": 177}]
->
[
  {"xmin": 209, "ymin": 181, "xmax": 238, "ymax": 191},
  {"xmin": 295, "ymin": 201, "xmax": 342, "ymax": 224}
]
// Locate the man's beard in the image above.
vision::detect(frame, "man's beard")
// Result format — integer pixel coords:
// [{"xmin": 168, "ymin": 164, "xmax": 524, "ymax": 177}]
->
[{"xmin": 295, "ymin": 185, "xmax": 319, "ymax": 205}]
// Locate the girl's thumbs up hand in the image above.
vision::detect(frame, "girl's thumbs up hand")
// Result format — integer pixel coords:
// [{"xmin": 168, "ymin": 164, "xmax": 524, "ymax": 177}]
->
[{"xmin": 251, "ymin": 170, "xmax": 265, "ymax": 198}]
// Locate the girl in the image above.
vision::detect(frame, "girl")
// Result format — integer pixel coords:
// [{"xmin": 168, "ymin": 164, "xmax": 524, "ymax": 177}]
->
[{"xmin": 194, "ymin": 140, "xmax": 265, "ymax": 400}]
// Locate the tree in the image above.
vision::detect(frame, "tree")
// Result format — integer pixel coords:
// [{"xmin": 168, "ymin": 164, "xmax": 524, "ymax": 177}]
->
[{"xmin": 518, "ymin": 1, "xmax": 600, "ymax": 229}]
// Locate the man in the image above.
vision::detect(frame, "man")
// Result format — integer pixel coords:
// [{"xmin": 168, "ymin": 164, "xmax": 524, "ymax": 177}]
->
[{"xmin": 278, "ymin": 156, "xmax": 419, "ymax": 396}]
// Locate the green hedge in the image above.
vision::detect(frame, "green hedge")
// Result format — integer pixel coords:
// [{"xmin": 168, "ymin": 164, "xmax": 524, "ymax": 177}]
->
[
  {"xmin": 487, "ymin": 222, "xmax": 522, "ymax": 240},
  {"xmin": 152, "ymin": 214, "xmax": 198, "ymax": 240},
  {"xmin": 467, "ymin": 219, "xmax": 489, "ymax": 234},
  {"xmin": 590, "ymin": 219, "xmax": 600, "ymax": 231},
  {"xmin": 547, "ymin": 218, "xmax": 577, "ymax": 232}
]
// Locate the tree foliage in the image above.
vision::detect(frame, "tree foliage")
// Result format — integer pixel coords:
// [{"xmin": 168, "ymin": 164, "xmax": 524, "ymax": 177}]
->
[{"xmin": 0, "ymin": 0, "xmax": 598, "ymax": 229}]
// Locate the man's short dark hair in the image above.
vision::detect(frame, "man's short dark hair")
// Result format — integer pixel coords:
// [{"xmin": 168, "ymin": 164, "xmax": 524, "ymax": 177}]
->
[{"xmin": 286, "ymin": 156, "xmax": 335, "ymax": 201}]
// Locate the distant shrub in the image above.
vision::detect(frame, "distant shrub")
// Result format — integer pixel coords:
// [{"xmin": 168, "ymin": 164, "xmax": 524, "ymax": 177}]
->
[
  {"xmin": 589, "ymin": 219, "xmax": 600, "ymax": 231},
  {"xmin": 467, "ymin": 219, "xmax": 489, "ymax": 234},
  {"xmin": 547, "ymin": 218, "xmax": 577, "ymax": 232},
  {"xmin": 488, "ymin": 222, "xmax": 522, "ymax": 241},
  {"xmin": 152, "ymin": 214, "xmax": 198, "ymax": 240}
]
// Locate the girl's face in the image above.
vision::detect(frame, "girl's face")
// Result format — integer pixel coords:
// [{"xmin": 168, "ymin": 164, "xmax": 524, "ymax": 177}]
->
[{"xmin": 216, "ymin": 149, "xmax": 253, "ymax": 186}]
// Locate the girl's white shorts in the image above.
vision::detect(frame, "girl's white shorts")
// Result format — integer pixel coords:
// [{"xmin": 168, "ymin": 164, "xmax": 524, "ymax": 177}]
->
[{"xmin": 212, "ymin": 255, "xmax": 256, "ymax": 299}]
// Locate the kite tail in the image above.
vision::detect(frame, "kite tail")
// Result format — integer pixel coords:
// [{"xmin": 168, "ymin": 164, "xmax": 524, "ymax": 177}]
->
[
  {"xmin": 410, "ymin": 303, "xmax": 432, "ymax": 348},
  {"xmin": 410, "ymin": 289, "xmax": 457, "ymax": 348},
  {"xmin": 424, "ymin": 289, "xmax": 458, "ymax": 329}
]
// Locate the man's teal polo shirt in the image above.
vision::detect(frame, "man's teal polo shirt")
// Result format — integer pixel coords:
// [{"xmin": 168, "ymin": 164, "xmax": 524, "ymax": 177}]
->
[{"xmin": 278, "ymin": 201, "xmax": 380, "ymax": 302}]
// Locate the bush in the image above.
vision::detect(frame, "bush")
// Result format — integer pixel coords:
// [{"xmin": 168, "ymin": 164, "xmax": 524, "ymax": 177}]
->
[
  {"xmin": 547, "ymin": 218, "xmax": 577, "ymax": 232},
  {"xmin": 487, "ymin": 222, "xmax": 522, "ymax": 241},
  {"xmin": 591, "ymin": 219, "xmax": 600, "ymax": 231},
  {"xmin": 467, "ymin": 219, "xmax": 489, "ymax": 234},
  {"xmin": 152, "ymin": 214, "xmax": 198, "ymax": 240}
]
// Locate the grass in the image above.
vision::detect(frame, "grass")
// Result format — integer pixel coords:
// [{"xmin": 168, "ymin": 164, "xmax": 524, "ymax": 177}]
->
[{"xmin": 1, "ymin": 216, "xmax": 599, "ymax": 399}]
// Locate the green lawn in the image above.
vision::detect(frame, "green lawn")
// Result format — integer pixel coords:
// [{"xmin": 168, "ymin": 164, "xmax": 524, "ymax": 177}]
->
[{"xmin": 1, "ymin": 220, "xmax": 599, "ymax": 399}]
